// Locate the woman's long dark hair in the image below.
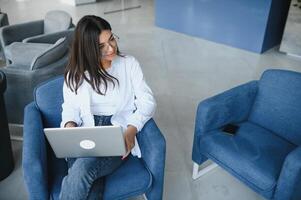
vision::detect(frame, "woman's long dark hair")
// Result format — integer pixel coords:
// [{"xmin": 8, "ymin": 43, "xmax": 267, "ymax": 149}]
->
[{"xmin": 65, "ymin": 15, "xmax": 120, "ymax": 95}]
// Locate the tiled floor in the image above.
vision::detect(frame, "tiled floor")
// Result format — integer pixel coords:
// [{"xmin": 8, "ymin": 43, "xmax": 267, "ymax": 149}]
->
[{"xmin": 0, "ymin": 0, "xmax": 301, "ymax": 199}]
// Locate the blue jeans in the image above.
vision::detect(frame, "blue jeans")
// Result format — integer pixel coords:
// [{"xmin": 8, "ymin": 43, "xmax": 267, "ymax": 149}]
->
[{"xmin": 59, "ymin": 115, "xmax": 124, "ymax": 200}]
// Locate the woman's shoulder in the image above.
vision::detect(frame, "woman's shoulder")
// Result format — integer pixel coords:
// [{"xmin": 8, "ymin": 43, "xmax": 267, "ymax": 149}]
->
[
  {"xmin": 117, "ymin": 54, "xmax": 138, "ymax": 64},
  {"xmin": 113, "ymin": 55, "xmax": 139, "ymax": 73}
]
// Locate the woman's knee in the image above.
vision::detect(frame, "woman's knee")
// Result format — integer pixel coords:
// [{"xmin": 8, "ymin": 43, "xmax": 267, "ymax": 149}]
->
[
  {"xmin": 68, "ymin": 158, "xmax": 99, "ymax": 178},
  {"xmin": 67, "ymin": 157, "xmax": 122, "ymax": 180}
]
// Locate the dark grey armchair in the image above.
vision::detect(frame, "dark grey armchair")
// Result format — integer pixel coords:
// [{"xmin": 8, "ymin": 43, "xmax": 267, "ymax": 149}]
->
[
  {"xmin": 2, "ymin": 34, "xmax": 72, "ymax": 124},
  {"xmin": 0, "ymin": 70, "xmax": 14, "ymax": 181},
  {"xmin": 0, "ymin": 11, "xmax": 9, "ymax": 60},
  {"xmin": 0, "ymin": 10, "xmax": 74, "ymax": 64},
  {"xmin": 0, "ymin": 12, "xmax": 9, "ymax": 28}
]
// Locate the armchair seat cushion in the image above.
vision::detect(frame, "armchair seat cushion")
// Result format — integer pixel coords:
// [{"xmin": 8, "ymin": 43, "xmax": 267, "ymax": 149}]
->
[
  {"xmin": 199, "ymin": 122, "xmax": 295, "ymax": 197},
  {"xmin": 4, "ymin": 42, "xmax": 51, "ymax": 66},
  {"xmin": 4, "ymin": 37, "xmax": 67, "ymax": 70},
  {"xmin": 104, "ymin": 156, "xmax": 152, "ymax": 199}
]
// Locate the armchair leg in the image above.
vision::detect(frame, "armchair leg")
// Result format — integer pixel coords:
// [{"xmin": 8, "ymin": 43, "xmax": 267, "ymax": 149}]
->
[{"xmin": 192, "ymin": 161, "xmax": 218, "ymax": 180}]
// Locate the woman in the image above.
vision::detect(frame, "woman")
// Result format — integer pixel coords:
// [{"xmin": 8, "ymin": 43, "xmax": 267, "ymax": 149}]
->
[{"xmin": 59, "ymin": 15, "xmax": 156, "ymax": 200}]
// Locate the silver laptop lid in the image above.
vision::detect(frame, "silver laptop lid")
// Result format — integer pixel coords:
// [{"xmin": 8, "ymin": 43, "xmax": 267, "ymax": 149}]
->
[{"xmin": 44, "ymin": 126, "xmax": 126, "ymax": 158}]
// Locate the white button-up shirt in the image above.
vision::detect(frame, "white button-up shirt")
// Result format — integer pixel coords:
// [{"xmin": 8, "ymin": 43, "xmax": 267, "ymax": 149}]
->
[{"xmin": 60, "ymin": 55, "xmax": 156, "ymax": 157}]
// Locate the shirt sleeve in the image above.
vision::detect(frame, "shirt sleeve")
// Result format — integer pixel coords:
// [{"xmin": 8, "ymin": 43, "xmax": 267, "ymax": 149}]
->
[
  {"xmin": 60, "ymin": 81, "xmax": 82, "ymax": 127},
  {"xmin": 126, "ymin": 57, "xmax": 157, "ymax": 132}
]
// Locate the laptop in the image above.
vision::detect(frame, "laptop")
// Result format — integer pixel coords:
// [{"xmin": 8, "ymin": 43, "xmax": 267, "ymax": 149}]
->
[{"xmin": 44, "ymin": 126, "xmax": 126, "ymax": 158}]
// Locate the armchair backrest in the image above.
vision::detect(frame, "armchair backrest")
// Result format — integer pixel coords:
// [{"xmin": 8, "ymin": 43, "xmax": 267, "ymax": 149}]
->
[
  {"xmin": 249, "ymin": 69, "xmax": 301, "ymax": 145},
  {"xmin": 0, "ymin": 20, "xmax": 44, "ymax": 47},
  {"xmin": 0, "ymin": 13, "xmax": 9, "ymax": 27},
  {"xmin": 34, "ymin": 76, "xmax": 64, "ymax": 128},
  {"xmin": 44, "ymin": 10, "xmax": 72, "ymax": 34}
]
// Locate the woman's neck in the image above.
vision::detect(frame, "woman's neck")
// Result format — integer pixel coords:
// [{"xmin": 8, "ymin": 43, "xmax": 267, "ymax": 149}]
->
[{"xmin": 101, "ymin": 60, "xmax": 112, "ymax": 69}]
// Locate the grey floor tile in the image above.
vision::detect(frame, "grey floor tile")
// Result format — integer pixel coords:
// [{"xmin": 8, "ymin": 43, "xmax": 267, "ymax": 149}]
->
[{"xmin": 1, "ymin": 0, "xmax": 300, "ymax": 199}]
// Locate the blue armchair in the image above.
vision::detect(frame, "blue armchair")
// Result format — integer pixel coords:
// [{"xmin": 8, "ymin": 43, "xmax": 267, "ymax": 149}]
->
[
  {"xmin": 192, "ymin": 69, "xmax": 301, "ymax": 200},
  {"xmin": 22, "ymin": 76, "xmax": 166, "ymax": 200}
]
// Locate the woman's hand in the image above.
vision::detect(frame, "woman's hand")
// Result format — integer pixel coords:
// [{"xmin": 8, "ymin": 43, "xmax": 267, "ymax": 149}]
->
[{"xmin": 122, "ymin": 125, "xmax": 137, "ymax": 160}]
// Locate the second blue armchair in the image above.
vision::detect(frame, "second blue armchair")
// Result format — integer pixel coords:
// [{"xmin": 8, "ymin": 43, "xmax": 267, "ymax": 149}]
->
[{"xmin": 192, "ymin": 69, "xmax": 301, "ymax": 200}]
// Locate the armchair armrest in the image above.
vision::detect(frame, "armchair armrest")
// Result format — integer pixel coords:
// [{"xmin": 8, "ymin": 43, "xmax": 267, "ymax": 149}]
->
[
  {"xmin": 0, "ymin": 20, "xmax": 43, "ymax": 47},
  {"xmin": 22, "ymin": 102, "xmax": 48, "ymax": 200},
  {"xmin": 137, "ymin": 119, "xmax": 166, "ymax": 200},
  {"xmin": 195, "ymin": 81, "xmax": 258, "ymax": 135},
  {"xmin": 274, "ymin": 146, "xmax": 301, "ymax": 200},
  {"xmin": 23, "ymin": 29, "xmax": 74, "ymax": 44}
]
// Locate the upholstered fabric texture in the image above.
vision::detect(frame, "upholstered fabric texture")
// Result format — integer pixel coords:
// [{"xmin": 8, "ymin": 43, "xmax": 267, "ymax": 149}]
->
[
  {"xmin": 23, "ymin": 76, "xmax": 166, "ymax": 200},
  {"xmin": 30, "ymin": 37, "xmax": 67, "ymax": 70},
  {"xmin": 0, "ymin": 10, "xmax": 73, "ymax": 65},
  {"xmin": 249, "ymin": 70, "xmax": 301, "ymax": 145},
  {"xmin": 192, "ymin": 69, "xmax": 301, "ymax": 200},
  {"xmin": 2, "ymin": 55, "xmax": 68, "ymax": 124},
  {"xmin": 0, "ymin": 71, "xmax": 14, "ymax": 181},
  {"xmin": 4, "ymin": 42, "xmax": 51, "ymax": 66},
  {"xmin": 43, "ymin": 10, "xmax": 72, "ymax": 34},
  {"xmin": 1, "ymin": 27, "xmax": 73, "ymax": 124}
]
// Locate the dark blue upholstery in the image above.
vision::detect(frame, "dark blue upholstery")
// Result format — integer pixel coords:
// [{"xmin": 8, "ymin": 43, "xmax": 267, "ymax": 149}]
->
[
  {"xmin": 23, "ymin": 76, "xmax": 166, "ymax": 200},
  {"xmin": 249, "ymin": 70, "xmax": 301, "ymax": 145},
  {"xmin": 192, "ymin": 69, "xmax": 301, "ymax": 200}
]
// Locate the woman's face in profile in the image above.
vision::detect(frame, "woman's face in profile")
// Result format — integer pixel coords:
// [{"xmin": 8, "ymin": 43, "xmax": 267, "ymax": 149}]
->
[{"xmin": 99, "ymin": 30, "xmax": 117, "ymax": 61}]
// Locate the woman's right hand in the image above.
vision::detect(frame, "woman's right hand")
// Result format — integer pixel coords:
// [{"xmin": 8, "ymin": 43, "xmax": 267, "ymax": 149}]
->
[{"xmin": 64, "ymin": 121, "xmax": 77, "ymax": 128}]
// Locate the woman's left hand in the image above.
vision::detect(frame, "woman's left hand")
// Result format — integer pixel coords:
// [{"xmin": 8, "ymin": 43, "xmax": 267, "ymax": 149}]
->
[{"xmin": 122, "ymin": 125, "xmax": 137, "ymax": 160}]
